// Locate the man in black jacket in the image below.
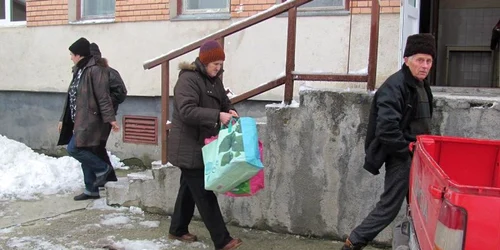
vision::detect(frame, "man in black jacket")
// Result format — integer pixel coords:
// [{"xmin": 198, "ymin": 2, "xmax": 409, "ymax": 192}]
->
[{"xmin": 342, "ymin": 34, "xmax": 436, "ymax": 250}]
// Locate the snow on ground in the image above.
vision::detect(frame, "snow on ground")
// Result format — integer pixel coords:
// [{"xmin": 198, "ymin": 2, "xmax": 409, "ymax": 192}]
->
[
  {"xmin": 99, "ymin": 237, "xmax": 208, "ymax": 250},
  {"xmin": 139, "ymin": 220, "xmax": 161, "ymax": 228},
  {"xmin": 87, "ymin": 197, "xmax": 128, "ymax": 211},
  {"xmin": 6, "ymin": 236, "xmax": 68, "ymax": 250},
  {"xmin": 4, "ymin": 235, "xmax": 209, "ymax": 250},
  {"xmin": 0, "ymin": 135, "xmax": 128, "ymax": 201},
  {"xmin": 81, "ymin": 201, "xmax": 207, "ymax": 249}
]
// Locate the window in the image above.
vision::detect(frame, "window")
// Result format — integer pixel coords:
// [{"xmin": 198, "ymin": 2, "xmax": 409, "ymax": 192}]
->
[
  {"xmin": 0, "ymin": 0, "xmax": 26, "ymax": 24},
  {"xmin": 80, "ymin": 0, "xmax": 115, "ymax": 20},
  {"xmin": 280, "ymin": 0, "xmax": 346, "ymax": 11},
  {"xmin": 180, "ymin": 0, "xmax": 230, "ymax": 14}
]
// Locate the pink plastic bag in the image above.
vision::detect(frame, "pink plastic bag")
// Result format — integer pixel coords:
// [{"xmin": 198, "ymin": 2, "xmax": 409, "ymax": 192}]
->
[{"xmin": 204, "ymin": 136, "xmax": 265, "ymax": 197}]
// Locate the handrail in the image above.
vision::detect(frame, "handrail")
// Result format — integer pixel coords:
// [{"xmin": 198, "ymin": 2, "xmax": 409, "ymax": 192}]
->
[
  {"xmin": 143, "ymin": 0, "xmax": 313, "ymax": 70},
  {"xmin": 142, "ymin": 0, "xmax": 381, "ymax": 164},
  {"xmin": 230, "ymin": 76, "xmax": 287, "ymax": 104}
]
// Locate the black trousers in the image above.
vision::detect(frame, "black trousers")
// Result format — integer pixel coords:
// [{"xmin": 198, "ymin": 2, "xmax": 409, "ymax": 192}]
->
[
  {"xmin": 349, "ymin": 156, "xmax": 412, "ymax": 245},
  {"xmin": 169, "ymin": 168, "xmax": 232, "ymax": 249}
]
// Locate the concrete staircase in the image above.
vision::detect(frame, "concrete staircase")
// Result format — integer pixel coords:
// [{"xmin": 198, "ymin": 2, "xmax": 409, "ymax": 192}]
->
[{"xmin": 106, "ymin": 88, "xmax": 500, "ymax": 245}]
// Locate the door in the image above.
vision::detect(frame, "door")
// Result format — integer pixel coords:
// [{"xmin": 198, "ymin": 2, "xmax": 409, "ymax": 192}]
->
[{"xmin": 400, "ymin": 0, "xmax": 421, "ymax": 65}]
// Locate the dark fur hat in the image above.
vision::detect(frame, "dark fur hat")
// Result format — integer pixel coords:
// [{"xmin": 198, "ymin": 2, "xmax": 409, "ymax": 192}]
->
[
  {"xmin": 404, "ymin": 33, "xmax": 436, "ymax": 58},
  {"xmin": 69, "ymin": 37, "xmax": 90, "ymax": 57},
  {"xmin": 89, "ymin": 42, "xmax": 101, "ymax": 58}
]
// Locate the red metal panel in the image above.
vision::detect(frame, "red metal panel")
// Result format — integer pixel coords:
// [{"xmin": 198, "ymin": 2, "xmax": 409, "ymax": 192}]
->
[{"xmin": 122, "ymin": 116, "xmax": 158, "ymax": 145}]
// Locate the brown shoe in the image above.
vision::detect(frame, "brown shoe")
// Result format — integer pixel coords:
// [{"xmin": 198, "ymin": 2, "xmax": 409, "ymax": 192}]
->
[
  {"xmin": 341, "ymin": 238, "xmax": 366, "ymax": 250},
  {"xmin": 168, "ymin": 233, "xmax": 198, "ymax": 242},
  {"xmin": 219, "ymin": 238, "xmax": 243, "ymax": 250}
]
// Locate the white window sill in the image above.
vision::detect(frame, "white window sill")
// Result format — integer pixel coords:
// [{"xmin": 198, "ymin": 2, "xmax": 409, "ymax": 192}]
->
[
  {"xmin": 0, "ymin": 21, "xmax": 27, "ymax": 28},
  {"xmin": 69, "ymin": 18, "xmax": 115, "ymax": 25},
  {"xmin": 172, "ymin": 13, "xmax": 231, "ymax": 21}
]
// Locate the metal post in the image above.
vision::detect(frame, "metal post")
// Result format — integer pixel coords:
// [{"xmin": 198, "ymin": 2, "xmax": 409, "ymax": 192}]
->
[
  {"xmin": 161, "ymin": 62, "xmax": 169, "ymax": 165},
  {"xmin": 284, "ymin": 7, "xmax": 297, "ymax": 104},
  {"xmin": 367, "ymin": 0, "xmax": 380, "ymax": 91},
  {"xmin": 217, "ymin": 37, "xmax": 225, "ymax": 81}
]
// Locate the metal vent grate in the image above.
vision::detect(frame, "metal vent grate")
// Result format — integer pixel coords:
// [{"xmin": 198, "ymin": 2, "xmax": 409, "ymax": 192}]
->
[{"xmin": 123, "ymin": 116, "xmax": 158, "ymax": 145}]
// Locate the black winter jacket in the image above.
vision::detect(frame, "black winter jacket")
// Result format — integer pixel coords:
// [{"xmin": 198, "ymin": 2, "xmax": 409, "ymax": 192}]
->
[{"xmin": 363, "ymin": 64, "xmax": 433, "ymax": 175}]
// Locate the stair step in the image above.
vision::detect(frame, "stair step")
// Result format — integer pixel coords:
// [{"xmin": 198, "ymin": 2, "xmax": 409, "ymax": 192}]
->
[
  {"xmin": 105, "ymin": 177, "xmax": 129, "ymax": 206},
  {"xmin": 127, "ymin": 170, "xmax": 154, "ymax": 181}
]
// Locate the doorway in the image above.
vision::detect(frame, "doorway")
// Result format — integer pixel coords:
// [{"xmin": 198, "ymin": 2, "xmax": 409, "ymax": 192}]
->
[{"xmin": 400, "ymin": 0, "xmax": 500, "ymax": 88}]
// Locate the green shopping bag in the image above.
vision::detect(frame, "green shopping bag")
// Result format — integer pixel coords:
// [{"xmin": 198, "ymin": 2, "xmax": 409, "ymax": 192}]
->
[{"xmin": 202, "ymin": 117, "xmax": 263, "ymax": 193}]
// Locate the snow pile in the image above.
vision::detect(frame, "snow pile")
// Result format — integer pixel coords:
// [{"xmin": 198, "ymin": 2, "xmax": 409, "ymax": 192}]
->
[
  {"xmin": 129, "ymin": 206, "xmax": 145, "ymax": 215},
  {"xmin": 0, "ymin": 135, "xmax": 128, "ymax": 201},
  {"xmin": 0, "ymin": 135, "xmax": 83, "ymax": 200},
  {"xmin": 108, "ymin": 151, "xmax": 129, "ymax": 170}
]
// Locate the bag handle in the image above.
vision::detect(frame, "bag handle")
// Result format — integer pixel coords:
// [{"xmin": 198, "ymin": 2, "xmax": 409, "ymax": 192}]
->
[{"xmin": 221, "ymin": 117, "xmax": 239, "ymax": 133}]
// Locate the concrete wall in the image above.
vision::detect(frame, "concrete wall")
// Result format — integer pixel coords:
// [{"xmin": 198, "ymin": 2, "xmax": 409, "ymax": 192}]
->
[
  {"xmin": 0, "ymin": 91, "xmax": 271, "ymax": 162},
  {"xmin": 0, "ymin": 14, "xmax": 400, "ymax": 101},
  {"xmin": 107, "ymin": 88, "xmax": 500, "ymax": 244}
]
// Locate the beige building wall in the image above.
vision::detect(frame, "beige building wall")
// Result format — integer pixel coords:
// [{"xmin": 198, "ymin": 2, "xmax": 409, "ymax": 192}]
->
[{"xmin": 0, "ymin": 13, "xmax": 399, "ymax": 101}]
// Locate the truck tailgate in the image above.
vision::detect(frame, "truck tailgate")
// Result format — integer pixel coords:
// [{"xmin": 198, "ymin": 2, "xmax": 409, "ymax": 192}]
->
[{"xmin": 409, "ymin": 136, "xmax": 500, "ymax": 250}]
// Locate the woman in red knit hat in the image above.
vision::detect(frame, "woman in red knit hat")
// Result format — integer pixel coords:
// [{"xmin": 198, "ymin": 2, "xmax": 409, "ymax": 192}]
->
[{"xmin": 167, "ymin": 40, "xmax": 242, "ymax": 250}]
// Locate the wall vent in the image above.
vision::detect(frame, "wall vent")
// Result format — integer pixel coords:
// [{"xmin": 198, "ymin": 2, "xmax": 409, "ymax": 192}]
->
[{"xmin": 123, "ymin": 116, "xmax": 158, "ymax": 145}]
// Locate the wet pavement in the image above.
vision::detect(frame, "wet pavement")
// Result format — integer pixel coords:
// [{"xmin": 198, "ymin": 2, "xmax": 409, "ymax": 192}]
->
[{"xmin": 0, "ymin": 194, "xmax": 387, "ymax": 250}]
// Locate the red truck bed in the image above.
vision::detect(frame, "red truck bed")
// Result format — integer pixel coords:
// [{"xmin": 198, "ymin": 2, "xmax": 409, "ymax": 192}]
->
[{"xmin": 409, "ymin": 135, "xmax": 500, "ymax": 250}]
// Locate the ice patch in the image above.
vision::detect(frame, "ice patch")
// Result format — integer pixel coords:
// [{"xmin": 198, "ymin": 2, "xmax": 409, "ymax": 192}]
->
[
  {"xmin": 87, "ymin": 198, "xmax": 128, "ymax": 211},
  {"xmin": 129, "ymin": 206, "xmax": 144, "ymax": 215},
  {"xmin": 7, "ymin": 236, "xmax": 67, "ymax": 250},
  {"xmin": 139, "ymin": 221, "xmax": 160, "ymax": 228},
  {"xmin": 0, "ymin": 227, "xmax": 14, "ymax": 234},
  {"xmin": 101, "ymin": 214, "xmax": 131, "ymax": 226},
  {"xmin": 99, "ymin": 237, "xmax": 209, "ymax": 250}
]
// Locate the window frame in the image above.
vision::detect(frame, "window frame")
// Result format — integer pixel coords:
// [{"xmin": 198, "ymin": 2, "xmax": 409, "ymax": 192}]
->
[
  {"xmin": 0, "ymin": 0, "xmax": 27, "ymax": 26},
  {"xmin": 77, "ymin": 0, "xmax": 116, "ymax": 21},
  {"xmin": 278, "ymin": 0, "xmax": 349, "ymax": 12},
  {"xmin": 178, "ymin": 0, "xmax": 231, "ymax": 15}
]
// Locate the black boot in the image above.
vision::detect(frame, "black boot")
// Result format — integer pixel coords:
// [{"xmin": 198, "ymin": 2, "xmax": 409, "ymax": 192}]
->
[
  {"xmin": 92, "ymin": 165, "xmax": 112, "ymax": 189},
  {"xmin": 73, "ymin": 193, "xmax": 100, "ymax": 201}
]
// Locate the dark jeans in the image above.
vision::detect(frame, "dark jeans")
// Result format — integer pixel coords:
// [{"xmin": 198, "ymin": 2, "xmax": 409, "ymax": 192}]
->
[
  {"xmin": 349, "ymin": 155, "xmax": 412, "ymax": 245},
  {"xmin": 169, "ymin": 169, "xmax": 232, "ymax": 249},
  {"xmin": 67, "ymin": 135, "xmax": 109, "ymax": 195}
]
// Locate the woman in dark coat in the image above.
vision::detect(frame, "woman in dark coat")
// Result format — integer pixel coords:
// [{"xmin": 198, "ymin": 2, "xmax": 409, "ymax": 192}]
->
[
  {"xmin": 57, "ymin": 37, "xmax": 119, "ymax": 201},
  {"xmin": 167, "ymin": 40, "xmax": 242, "ymax": 250}
]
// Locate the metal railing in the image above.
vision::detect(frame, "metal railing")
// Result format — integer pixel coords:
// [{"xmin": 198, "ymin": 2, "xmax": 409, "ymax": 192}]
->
[{"xmin": 143, "ymin": 0, "xmax": 381, "ymax": 164}]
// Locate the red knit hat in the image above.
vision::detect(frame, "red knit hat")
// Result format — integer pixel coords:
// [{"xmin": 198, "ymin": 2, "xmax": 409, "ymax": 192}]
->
[{"xmin": 199, "ymin": 40, "xmax": 225, "ymax": 65}]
